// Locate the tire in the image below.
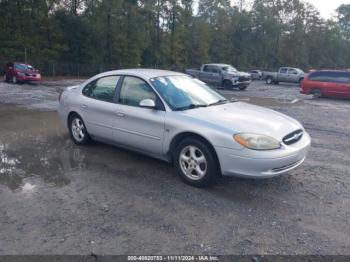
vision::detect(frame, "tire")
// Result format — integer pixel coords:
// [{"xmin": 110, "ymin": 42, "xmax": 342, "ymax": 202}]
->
[
  {"xmin": 312, "ymin": 89, "xmax": 322, "ymax": 98},
  {"xmin": 174, "ymin": 137, "xmax": 220, "ymax": 187},
  {"xmin": 223, "ymin": 80, "xmax": 232, "ymax": 90},
  {"xmin": 239, "ymin": 86, "xmax": 247, "ymax": 91},
  {"xmin": 68, "ymin": 114, "xmax": 91, "ymax": 145},
  {"xmin": 266, "ymin": 77, "xmax": 273, "ymax": 85}
]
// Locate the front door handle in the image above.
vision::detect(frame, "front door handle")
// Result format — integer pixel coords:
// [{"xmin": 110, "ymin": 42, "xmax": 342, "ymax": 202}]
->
[
  {"xmin": 81, "ymin": 104, "xmax": 88, "ymax": 109},
  {"xmin": 116, "ymin": 111, "xmax": 125, "ymax": 117}
]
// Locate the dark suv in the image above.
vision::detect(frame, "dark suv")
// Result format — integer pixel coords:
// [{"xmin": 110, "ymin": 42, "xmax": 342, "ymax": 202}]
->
[
  {"xmin": 4, "ymin": 62, "xmax": 42, "ymax": 84},
  {"xmin": 301, "ymin": 70, "xmax": 350, "ymax": 98}
]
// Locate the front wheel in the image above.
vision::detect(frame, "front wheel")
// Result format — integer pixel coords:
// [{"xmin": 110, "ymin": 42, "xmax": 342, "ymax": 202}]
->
[
  {"xmin": 68, "ymin": 114, "xmax": 90, "ymax": 145},
  {"xmin": 174, "ymin": 138, "xmax": 219, "ymax": 187},
  {"xmin": 223, "ymin": 80, "xmax": 233, "ymax": 90},
  {"xmin": 312, "ymin": 89, "xmax": 322, "ymax": 98}
]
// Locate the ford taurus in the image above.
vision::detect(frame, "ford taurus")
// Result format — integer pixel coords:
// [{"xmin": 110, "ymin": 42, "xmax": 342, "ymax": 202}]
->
[{"xmin": 58, "ymin": 69, "xmax": 311, "ymax": 187}]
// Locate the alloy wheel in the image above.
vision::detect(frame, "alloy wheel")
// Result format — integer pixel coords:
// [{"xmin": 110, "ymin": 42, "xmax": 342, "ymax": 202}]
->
[
  {"xmin": 179, "ymin": 145, "xmax": 207, "ymax": 181},
  {"xmin": 71, "ymin": 118, "xmax": 86, "ymax": 142}
]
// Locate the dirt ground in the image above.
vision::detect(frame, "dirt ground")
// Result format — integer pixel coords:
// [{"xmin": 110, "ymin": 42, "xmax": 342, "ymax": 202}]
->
[{"xmin": 0, "ymin": 79, "xmax": 349, "ymax": 255}]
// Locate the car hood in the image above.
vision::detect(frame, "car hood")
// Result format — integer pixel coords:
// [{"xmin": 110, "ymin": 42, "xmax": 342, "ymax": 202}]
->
[
  {"xmin": 180, "ymin": 102, "xmax": 302, "ymax": 140},
  {"xmin": 19, "ymin": 69, "xmax": 40, "ymax": 74},
  {"xmin": 225, "ymin": 71, "xmax": 251, "ymax": 78}
]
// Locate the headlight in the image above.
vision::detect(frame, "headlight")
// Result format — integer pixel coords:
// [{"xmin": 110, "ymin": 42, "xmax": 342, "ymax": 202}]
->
[{"xmin": 234, "ymin": 133, "xmax": 281, "ymax": 150}]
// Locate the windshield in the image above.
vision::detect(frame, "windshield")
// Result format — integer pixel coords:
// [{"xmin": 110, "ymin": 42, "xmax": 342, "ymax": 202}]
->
[
  {"xmin": 15, "ymin": 64, "xmax": 34, "ymax": 71},
  {"xmin": 222, "ymin": 65, "xmax": 237, "ymax": 73},
  {"xmin": 151, "ymin": 75, "xmax": 228, "ymax": 111}
]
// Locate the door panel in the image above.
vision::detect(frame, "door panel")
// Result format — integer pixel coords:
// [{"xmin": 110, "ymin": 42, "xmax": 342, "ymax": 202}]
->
[
  {"xmin": 82, "ymin": 97, "xmax": 117, "ymax": 140},
  {"xmin": 113, "ymin": 76, "xmax": 165, "ymax": 155},
  {"xmin": 113, "ymin": 105, "xmax": 165, "ymax": 154},
  {"xmin": 279, "ymin": 68, "xmax": 289, "ymax": 82},
  {"xmin": 81, "ymin": 75, "xmax": 120, "ymax": 140}
]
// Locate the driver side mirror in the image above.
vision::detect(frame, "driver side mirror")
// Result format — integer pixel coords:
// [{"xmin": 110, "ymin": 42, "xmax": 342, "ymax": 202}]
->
[{"xmin": 139, "ymin": 99, "xmax": 156, "ymax": 109}]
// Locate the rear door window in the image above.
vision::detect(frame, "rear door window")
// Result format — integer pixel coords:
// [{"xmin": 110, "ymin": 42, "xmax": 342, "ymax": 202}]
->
[
  {"xmin": 309, "ymin": 71, "xmax": 349, "ymax": 83},
  {"xmin": 280, "ymin": 68, "xmax": 288, "ymax": 74},
  {"xmin": 83, "ymin": 76, "xmax": 120, "ymax": 102},
  {"xmin": 203, "ymin": 66, "xmax": 212, "ymax": 72}
]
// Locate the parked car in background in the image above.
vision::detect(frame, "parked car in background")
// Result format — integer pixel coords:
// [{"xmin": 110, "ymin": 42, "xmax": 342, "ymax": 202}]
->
[
  {"xmin": 249, "ymin": 70, "xmax": 263, "ymax": 80},
  {"xmin": 264, "ymin": 67, "xmax": 304, "ymax": 85},
  {"xmin": 59, "ymin": 69, "xmax": 311, "ymax": 187},
  {"xmin": 301, "ymin": 70, "xmax": 350, "ymax": 98},
  {"xmin": 186, "ymin": 64, "xmax": 251, "ymax": 90},
  {"xmin": 4, "ymin": 62, "xmax": 41, "ymax": 84}
]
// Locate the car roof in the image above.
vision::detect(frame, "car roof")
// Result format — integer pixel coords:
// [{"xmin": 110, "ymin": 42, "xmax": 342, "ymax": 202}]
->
[
  {"xmin": 99, "ymin": 69, "xmax": 186, "ymax": 79},
  {"xmin": 204, "ymin": 63, "xmax": 231, "ymax": 67},
  {"xmin": 310, "ymin": 69, "xmax": 350, "ymax": 72}
]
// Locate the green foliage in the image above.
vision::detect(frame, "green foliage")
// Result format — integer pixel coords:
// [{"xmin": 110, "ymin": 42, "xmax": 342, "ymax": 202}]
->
[{"xmin": 0, "ymin": 0, "xmax": 349, "ymax": 75}]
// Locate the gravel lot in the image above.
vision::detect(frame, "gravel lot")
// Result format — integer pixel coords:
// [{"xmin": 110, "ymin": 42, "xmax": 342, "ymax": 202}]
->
[{"xmin": 0, "ymin": 79, "xmax": 349, "ymax": 255}]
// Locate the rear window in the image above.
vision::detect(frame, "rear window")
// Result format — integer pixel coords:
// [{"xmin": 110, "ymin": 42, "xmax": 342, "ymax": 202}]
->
[{"xmin": 309, "ymin": 71, "xmax": 350, "ymax": 83}]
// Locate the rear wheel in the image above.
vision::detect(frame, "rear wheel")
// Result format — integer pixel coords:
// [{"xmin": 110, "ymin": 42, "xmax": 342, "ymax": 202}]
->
[
  {"xmin": 266, "ymin": 77, "xmax": 273, "ymax": 85},
  {"xmin": 174, "ymin": 138, "xmax": 219, "ymax": 187},
  {"xmin": 68, "ymin": 114, "xmax": 90, "ymax": 145}
]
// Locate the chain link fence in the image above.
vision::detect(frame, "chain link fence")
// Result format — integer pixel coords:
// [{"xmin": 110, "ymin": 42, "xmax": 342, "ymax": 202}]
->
[{"xmin": 33, "ymin": 62, "xmax": 110, "ymax": 78}]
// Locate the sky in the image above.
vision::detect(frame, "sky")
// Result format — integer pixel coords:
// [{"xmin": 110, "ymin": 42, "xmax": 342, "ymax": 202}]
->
[{"xmin": 306, "ymin": 0, "xmax": 348, "ymax": 19}]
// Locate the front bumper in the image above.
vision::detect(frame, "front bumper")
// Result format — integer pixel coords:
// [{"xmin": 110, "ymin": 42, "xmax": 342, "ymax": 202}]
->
[
  {"xmin": 18, "ymin": 74, "xmax": 41, "ymax": 82},
  {"xmin": 215, "ymin": 132, "xmax": 311, "ymax": 178},
  {"xmin": 232, "ymin": 80, "xmax": 252, "ymax": 87}
]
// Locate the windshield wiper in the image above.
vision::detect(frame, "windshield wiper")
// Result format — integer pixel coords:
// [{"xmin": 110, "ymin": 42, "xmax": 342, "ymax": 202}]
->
[
  {"xmin": 175, "ymin": 104, "xmax": 208, "ymax": 111},
  {"xmin": 208, "ymin": 99, "xmax": 229, "ymax": 106}
]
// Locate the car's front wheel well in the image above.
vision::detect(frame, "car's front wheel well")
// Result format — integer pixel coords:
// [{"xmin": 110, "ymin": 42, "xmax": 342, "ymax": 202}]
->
[
  {"xmin": 169, "ymin": 132, "xmax": 221, "ymax": 172},
  {"xmin": 67, "ymin": 111, "xmax": 80, "ymax": 127}
]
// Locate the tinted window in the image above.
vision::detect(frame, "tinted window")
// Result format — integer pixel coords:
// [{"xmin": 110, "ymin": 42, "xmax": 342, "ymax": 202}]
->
[
  {"xmin": 119, "ymin": 76, "xmax": 156, "ymax": 107},
  {"xmin": 212, "ymin": 67, "xmax": 220, "ymax": 74},
  {"xmin": 280, "ymin": 68, "xmax": 288, "ymax": 74},
  {"xmin": 83, "ymin": 76, "xmax": 119, "ymax": 102},
  {"xmin": 288, "ymin": 69, "xmax": 297, "ymax": 74},
  {"xmin": 203, "ymin": 65, "xmax": 212, "ymax": 72},
  {"xmin": 309, "ymin": 71, "xmax": 350, "ymax": 83}
]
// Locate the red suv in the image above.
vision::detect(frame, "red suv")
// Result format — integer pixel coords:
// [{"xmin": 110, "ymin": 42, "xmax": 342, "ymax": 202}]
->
[
  {"xmin": 301, "ymin": 70, "xmax": 350, "ymax": 98},
  {"xmin": 4, "ymin": 62, "xmax": 42, "ymax": 84}
]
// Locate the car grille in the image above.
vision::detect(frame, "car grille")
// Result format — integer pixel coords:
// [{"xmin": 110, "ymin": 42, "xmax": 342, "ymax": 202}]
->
[
  {"xmin": 239, "ymin": 76, "xmax": 251, "ymax": 82},
  {"xmin": 25, "ymin": 73, "xmax": 36, "ymax": 77},
  {"xmin": 283, "ymin": 129, "xmax": 303, "ymax": 145}
]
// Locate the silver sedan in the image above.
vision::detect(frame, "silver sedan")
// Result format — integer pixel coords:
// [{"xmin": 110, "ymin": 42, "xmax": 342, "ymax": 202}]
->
[{"xmin": 58, "ymin": 69, "xmax": 311, "ymax": 187}]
